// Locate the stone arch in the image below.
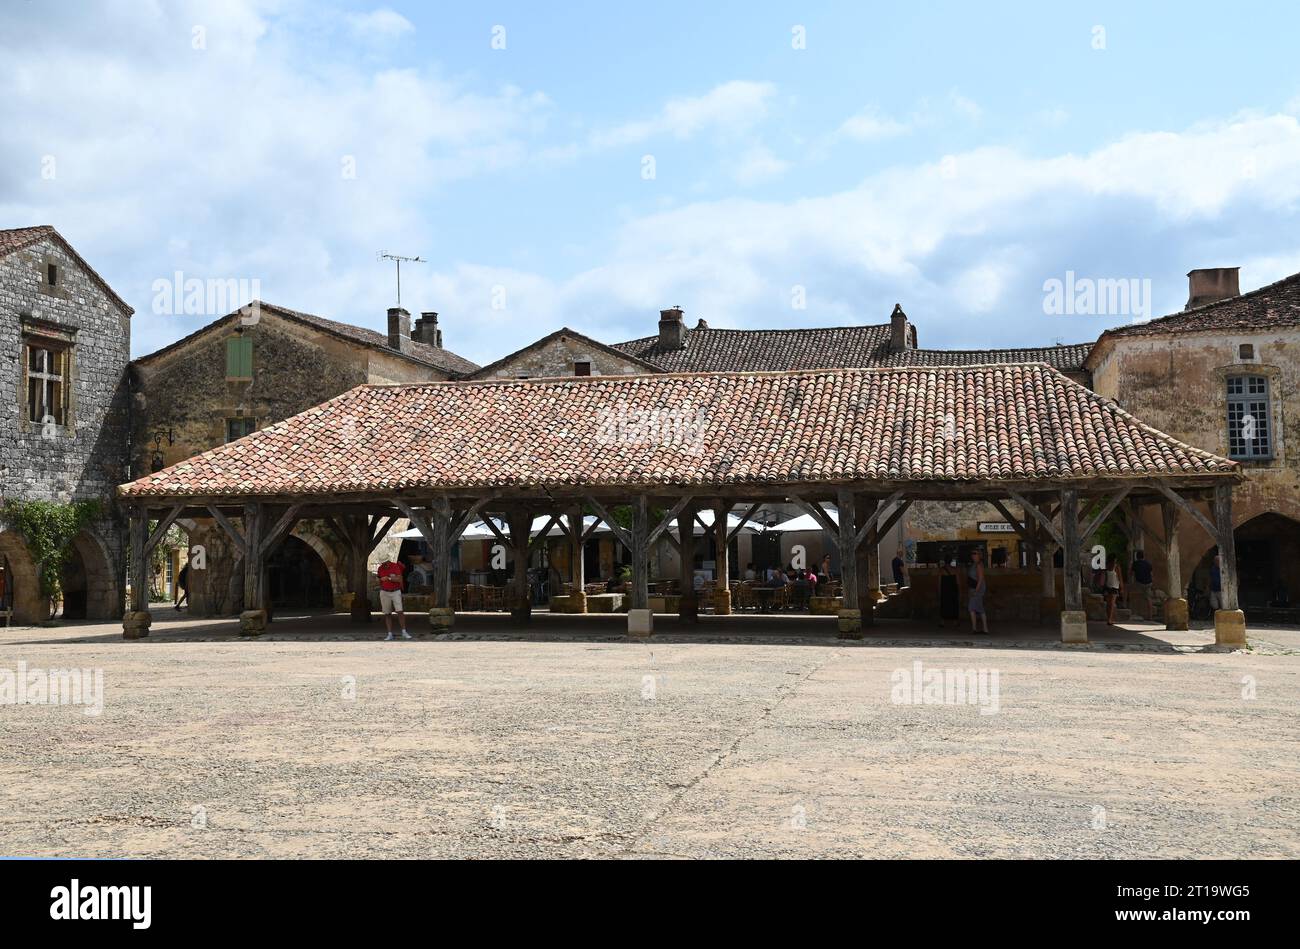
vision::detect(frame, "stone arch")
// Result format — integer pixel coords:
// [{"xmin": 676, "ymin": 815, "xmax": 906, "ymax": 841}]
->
[
  {"xmin": 292, "ymin": 527, "xmax": 347, "ymax": 600},
  {"xmin": 63, "ymin": 528, "xmax": 120, "ymax": 620},
  {"xmin": 0, "ymin": 529, "xmax": 46, "ymax": 624},
  {"xmin": 1188, "ymin": 510, "xmax": 1300, "ymax": 614}
]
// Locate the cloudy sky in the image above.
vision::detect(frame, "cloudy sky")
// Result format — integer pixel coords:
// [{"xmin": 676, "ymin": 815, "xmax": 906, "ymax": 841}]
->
[{"xmin": 3, "ymin": 0, "xmax": 1300, "ymax": 364}]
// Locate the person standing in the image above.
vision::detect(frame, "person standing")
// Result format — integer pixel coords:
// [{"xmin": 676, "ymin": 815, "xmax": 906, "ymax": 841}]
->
[
  {"xmin": 174, "ymin": 562, "xmax": 190, "ymax": 611},
  {"xmin": 377, "ymin": 558, "xmax": 411, "ymax": 640},
  {"xmin": 967, "ymin": 549, "xmax": 989, "ymax": 634},
  {"xmin": 1104, "ymin": 555, "xmax": 1124, "ymax": 626},
  {"xmin": 891, "ymin": 547, "xmax": 907, "ymax": 588},
  {"xmin": 1131, "ymin": 551, "xmax": 1154, "ymax": 619}
]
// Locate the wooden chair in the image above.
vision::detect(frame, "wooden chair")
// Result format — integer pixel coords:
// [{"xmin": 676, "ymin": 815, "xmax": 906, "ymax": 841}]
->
[{"xmin": 482, "ymin": 586, "xmax": 504, "ymax": 612}]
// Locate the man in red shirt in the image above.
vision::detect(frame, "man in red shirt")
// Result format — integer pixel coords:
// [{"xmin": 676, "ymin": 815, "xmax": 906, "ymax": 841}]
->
[{"xmin": 377, "ymin": 559, "xmax": 411, "ymax": 640}]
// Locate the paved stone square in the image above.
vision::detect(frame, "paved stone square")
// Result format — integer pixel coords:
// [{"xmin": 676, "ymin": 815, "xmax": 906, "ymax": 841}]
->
[{"xmin": 1, "ymin": 614, "xmax": 1296, "ymax": 859}]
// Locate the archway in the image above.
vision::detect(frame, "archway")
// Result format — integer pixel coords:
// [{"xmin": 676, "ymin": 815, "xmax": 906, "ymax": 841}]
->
[
  {"xmin": 1189, "ymin": 511, "xmax": 1300, "ymax": 617},
  {"xmin": 0, "ymin": 529, "xmax": 45, "ymax": 623},
  {"xmin": 60, "ymin": 529, "xmax": 120, "ymax": 620},
  {"xmin": 266, "ymin": 535, "xmax": 333, "ymax": 610}
]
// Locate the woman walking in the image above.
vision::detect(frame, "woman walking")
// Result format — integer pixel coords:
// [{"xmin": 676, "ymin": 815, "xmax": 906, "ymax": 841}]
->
[
  {"xmin": 1104, "ymin": 555, "xmax": 1124, "ymax": 626},
  {"xmin": 967, "ymin": 549, "xmax": 989, "ymax": 634}
]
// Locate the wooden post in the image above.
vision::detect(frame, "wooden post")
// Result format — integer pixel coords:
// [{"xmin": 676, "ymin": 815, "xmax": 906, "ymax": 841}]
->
[
  {"xmin": 836, "ymin": 489, "xmax": 860, "ymax": 638},
  {"xmin": 240, "ymin": 502, "xmax": 267, "ymax": 636},
  {"xmin": 347, "ymin": 516, "xmax": 371, "ymax": 623},
  {"xmin": 1160, "ymin": 499, "xmax": 1187, "ymax": 630},
  {"xmin": 123, "ymin": 507, "xmax": 152, "ymax": 639},
  {"xmin": 713, "ymin": 500, "xmax": 731, "ymax": 615},
  {"xmin": 627, "ymin": 495, "xmax": 652, "ymax": 636},
  {"xmin": 1211, "ymin": 482, "xmax": 1245, "ymax": 645},
  {"xmin": 430, "ymin": 497, "xmax": 452, "ymax": 609},
  {"xmin": 568, "ymin": 504, "xmax": 586, "ymax": 613},
  {"xmin": 1059, "ymin": 489, "xmax": 1085, "ymax": 643},
  {"xmin": 507, "ymin": 508, "xmax": 533, "ymax": 623},
  {"xmin": 678, "ymin": 501, "xmax": 699, "ymax": 622},
  {"xmin": 856, "ymin": 494, "xmax": 877, "ymax": 626}
]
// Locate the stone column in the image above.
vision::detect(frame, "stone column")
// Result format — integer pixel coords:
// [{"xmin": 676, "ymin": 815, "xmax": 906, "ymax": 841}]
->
[
  {"xmin": 1059, "ymin": 489, "xmax": 1086, "ymax": 643},
  {"xmin": 677, "ymin": 502, "xmax": 699, "ymax": 622},
  {"xmin": 123, "ymin": 507, "xmax": 152, "ymax": 640},
  {"xmin": 240, "ymin": 502, "xmax": 267, "ymax": 636},
  {"xmin": 712, "ymin": 500, "xmax": 731, "ymax": 615},
  {"xmin": 836, "ymin": 489, "xmax": 861, "ymax": 639},
  {"xmin": 1211, "ymin": 483, "xmax": 1245, "ymax": 646},
  {"xmin": 568, "ymin": 504, "xmax": 587, "ymax": 614},
  {"xmin": 1161, "ymin": 500, "xmax": 1187, "ymax": 630}
]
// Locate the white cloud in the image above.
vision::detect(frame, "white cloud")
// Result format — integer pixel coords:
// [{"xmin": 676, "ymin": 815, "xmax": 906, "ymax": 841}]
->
[
  {"xmin": 732, "ymin": 146, "xmax": 790, "ymax": 186},
  {"xmin": 835, "ymin": 107, "xmax": 911, "ymax": 142},
  {"xmin": 346, "ymin": 8, "xmax": 415, "ymax": 39},
  {"xmin": 591, "ymin": 80, "xmax": 777, "ymax": 148}
]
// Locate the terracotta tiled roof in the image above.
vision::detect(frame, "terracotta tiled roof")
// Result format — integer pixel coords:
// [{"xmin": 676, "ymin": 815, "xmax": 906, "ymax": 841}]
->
[
  {"xmin": 612, "ymin": 324, "xmax": 1091, "ymax": 373},
  {"xmin": 0, "ymin": 224, "xmax": 134, "ymax": 315},
  {"xmin": 119, "ymin": 363, "xmax": 1235, "ymax": 500},
  {"xmin": 134, "ymin": 300, "xmax": 480, "ymax": 375},
  {"xmin": 1096, "ymin": 271, "xmax": 1300, "ymax": 342}
]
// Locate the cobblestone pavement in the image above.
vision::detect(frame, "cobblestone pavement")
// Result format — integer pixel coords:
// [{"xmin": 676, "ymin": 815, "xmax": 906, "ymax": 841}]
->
[{"xmin": 1, "ymin": 615, "xmax": 1296, "ymax": 858}]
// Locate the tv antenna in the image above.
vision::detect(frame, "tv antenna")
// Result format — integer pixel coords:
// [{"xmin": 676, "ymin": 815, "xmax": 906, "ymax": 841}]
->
[{"xmin": 377, "ymin": 251, "xmax": 426, "ymax": 307}]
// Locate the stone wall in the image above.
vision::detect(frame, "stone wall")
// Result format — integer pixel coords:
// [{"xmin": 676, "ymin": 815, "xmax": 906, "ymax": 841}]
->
[
  {"xmin": 0, "ymin": 234, "xmax": 131, "ymax": 621},
  {"xmin": 475, "ymin": 334, "xmax": 648, "ymax": 379}
]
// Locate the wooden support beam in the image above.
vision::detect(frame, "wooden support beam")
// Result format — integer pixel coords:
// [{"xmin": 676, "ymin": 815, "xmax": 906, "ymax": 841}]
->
[
  {"xmin": 367, "ymin": 514, "xmax": 398, "ymax": 552},
  {"xmin": 727, "ymin": 502, "xmax": 762, "ymax": 543},
  {"xmin": 528, "ymin": 515, "xmax": 560, "ymax": 552},
  {"xmin": 260, "ymin": 503, "xmax": 304, "ymax": 556},
  {"xmin": 1161, "ymin": 500, "xmax": 1183, "ymax": 598},
  {"xmin": 713, "ymin": 499, "xmax": 731, "ymax": 613},
  {"xmin": 788, "ymin": 494, "xmax": 837, "ymax": 535},
  {"xmin": 875, "ymin": 499, "xmax": 913, "ymax": 542},
  {"xmin": 1006, "ymin": 489, "xmax": 1064, "ymax": 547},
  {"xmin": 853, "ymin": 489, "xmax": 904, "ymax": 550},
  {"xmin": 836, "ymin": 489, "xmax": 859, "ymax": 617},
  {"xmin": 1154, "ymin": 483, "xmax": 1219, "ymax": 540},
  {"xmin": 451, "ymin": 497, "xmax": 490, "ymax": 540},
  {"xmin": 584, "ymin": 497, "xmax": 631, "ymax": 551},
  {"xmin": 344, "ymin": 514, "xmax": 372, "ymax": 623},
  {"xmin": 678, "ymin": 502, "xmax": 700, "ymax": 622},
  {"xmin": 480, "ymin": 515, "xmax": 512, "ymax": 551},
  {"xmin": 128, "ymin": 509, "xmax": 148, "ymax": 614},
  {"xmin": 506, "ymin": 508, "xmax": 533, "ymax": 621},
  {"xmin": 242, "ymin": 502, "xmax": 266, "ymax": 617},
  {"xmin": 207, "ymin": 504, "xmax": 247, "ymax": 554},
  {"xmin": 987, "ymin": 499, "xmax": 1034, "ymax": 543},
  {"xmin": 856, "ymin": 493, "xmax": 877, "ymax": 624},
  {"xmin": 144, "ymin": 504, "xmax": 185, "ymax": 558},
  {"xmin": 568, "ymin": 504, "xmax": 585, "ymax": 598},
  {"xmin": 1078, "ymin": 487, "xmax": 1132, "ymax": 548},
  {"xmin": 648, "ymin": 495, "xmax": 694, "ymax": 547}
]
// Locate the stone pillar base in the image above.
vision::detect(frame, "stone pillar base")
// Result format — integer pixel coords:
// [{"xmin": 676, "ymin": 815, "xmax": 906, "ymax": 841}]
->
[
  {"xmin": 122, "ymin": 611, "xmax": 152, "ymax": 640},
  {"xmin": 1213, "ymin": 609, "xmax": 1247, "ymax": 646},
  {"xmin": 428, "ymin": 607, "xmax": 454, "ymax": 631},
  {"xmin": 239, "ymin": 609, "xmax": 267, "ymax": 636},
  {"xmin": 627, "ymin": 608, "xmax": 653, "ymax": 637},
  {"xmin": 1164, "ymin": 597, "xmax": 1189, "ymax": 631},
  {"xmin": 713, "ymin": 589, "xmax": 732, "ymax": 615},
  {"xmin": 1060, "ymin": 610, "xmax": 1088, "ymax": 644},
  {"xmin": 837, "ymin": 608, "xmax": 862, "ymax": 639},
  {"xmin": 570, "ymin": 590, "xmax": 587, "ymax": 614}
]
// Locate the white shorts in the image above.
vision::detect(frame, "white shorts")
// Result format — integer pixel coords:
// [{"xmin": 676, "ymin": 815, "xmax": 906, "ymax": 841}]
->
[{"xmin": 379, "ymin": 589, "xmax": 404, "ymax": 614}]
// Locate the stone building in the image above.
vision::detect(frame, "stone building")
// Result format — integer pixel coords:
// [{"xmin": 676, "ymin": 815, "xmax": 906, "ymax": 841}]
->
[
  {"xmin": 1087, "ymin": 268, "xmax": 1300, "ymax": 617},
  {"xmin": 130, "ymin": 301, "xmax": 478, "ymax": 615},
  {"xmin": 0, "ymin": 225, "xmax": 133, "ymax": 623}
]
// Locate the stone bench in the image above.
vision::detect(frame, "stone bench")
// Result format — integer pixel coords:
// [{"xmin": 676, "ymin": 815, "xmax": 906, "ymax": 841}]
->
[
  {"xmin": 647, "ymin": 594, "xmax": 680, "ymax": 614},
  {"xmin": 809, "ymin": 595, "xmax": 842, "ymax": 615},
  {"xmin": 587, "ymin": 593, "xmax": 625, "ymax": 613}
]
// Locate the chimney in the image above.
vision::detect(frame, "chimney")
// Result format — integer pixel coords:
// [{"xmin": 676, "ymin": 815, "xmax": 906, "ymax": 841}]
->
[
  {"xmin": 658, "ymin": 306, "xmax": 687, "ymax": 350},
  {"xmin": 413, "ymin": 311, "xmax": 442, "ymax": 347},
  {"xmin": 694, "ymin": 318, "xmax": 709, "ymax": 330},
  {"xmin": 387, "ymin": 307, "xmax": 411, "ymax": 353},
  {"xmin": 889, "ymin": 303, "xmax": 912, "ymax": 352},
  {"xmin": 1186, "ymin": 268, "xmax": 1240, "ymax": 309}
]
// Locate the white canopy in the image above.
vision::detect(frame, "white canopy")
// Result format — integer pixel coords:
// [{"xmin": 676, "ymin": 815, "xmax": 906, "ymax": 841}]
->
[
  {"xmin": 669, "ymin": 509, "xmax": 764, "ymax": 535},
  {"xmin": 766, "ymin": 510, "xmax": 838, "ymax": 533},
  {"xmin": 395, "ymin": 514, "xmax": 611, "ymax": 542}
]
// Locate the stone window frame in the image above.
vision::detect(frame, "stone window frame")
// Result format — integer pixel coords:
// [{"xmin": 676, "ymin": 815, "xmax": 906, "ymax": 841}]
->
[
  {"xmin": 18, "ymin": 316, "xmax": 78, "ymax": 436},
  {"xmin": 35, "ymin": 251, "xmax": 70, "ymax": 302},
  {"xmin": 1215, "ymin": 362, "xmax": 1284, "ymax": 466}
]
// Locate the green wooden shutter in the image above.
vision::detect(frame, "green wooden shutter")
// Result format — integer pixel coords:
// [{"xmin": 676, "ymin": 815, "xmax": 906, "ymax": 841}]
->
[{"xmin": 226, "ymin": 336, "xmax": 253, "ymax": 378}]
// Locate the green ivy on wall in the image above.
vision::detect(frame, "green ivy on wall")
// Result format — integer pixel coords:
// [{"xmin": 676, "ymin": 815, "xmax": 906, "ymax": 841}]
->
[{"xmin": 1, "ymin": 499, "xmax": 102, "ymax": 601}]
